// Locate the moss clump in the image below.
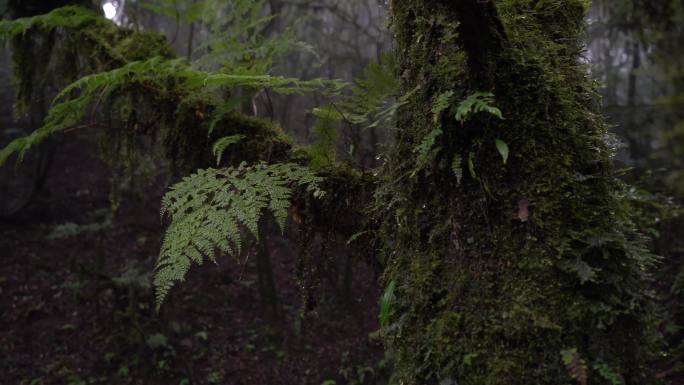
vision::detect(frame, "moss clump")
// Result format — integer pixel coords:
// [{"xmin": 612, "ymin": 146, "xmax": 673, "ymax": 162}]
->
[
  {"xmin": 1, "ymin": 5, "xmax": 295, "ymax": 205},
  {"xmin": 378, "ymin": 1, "xmax": 660, "ymax": 384},
  {"xmin": 0, "ymin": 6, "xmax": 173, "ymax": 115},
  {"xmin": 162, "ymin": 103, "xmax": 292, "ymax": 173},
  {"xmin": 113, "ymin": 31, "xmax": 175, "ymax": 62}
]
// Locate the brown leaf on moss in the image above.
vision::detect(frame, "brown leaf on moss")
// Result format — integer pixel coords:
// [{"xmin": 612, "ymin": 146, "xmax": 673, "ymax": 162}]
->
[
  {"xmin": 291, "ymin": 204, "xmax": 302, "ymax": 225},
  {"xmin": 517, "ymin": 198, "xmax": 529, "ymax": 222}
]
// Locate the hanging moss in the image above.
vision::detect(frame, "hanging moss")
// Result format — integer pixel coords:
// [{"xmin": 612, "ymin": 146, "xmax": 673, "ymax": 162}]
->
[
  {"xmin": 1, "ymin": 6, "xmax": 174, "ymax": 116},
  {"xmin": 0, "ymin": 6, "xmax": 296, "ymax": 175},
  {"xmin": 162, "ymin": 101, "xmax": 292, "ymax": 173},
  {"xmin": 378, "ymin": 1, "xmax": 660, "ymax": 384}
]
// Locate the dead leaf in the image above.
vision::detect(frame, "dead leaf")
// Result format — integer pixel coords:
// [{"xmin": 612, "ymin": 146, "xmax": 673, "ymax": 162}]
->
[
  {"xmin": 517, "ymin": 198, "xmax": 529, "ymax": 222},
  {"xmin": 291, "ymin": 205, "xmax": 302, "ymax": 225}
]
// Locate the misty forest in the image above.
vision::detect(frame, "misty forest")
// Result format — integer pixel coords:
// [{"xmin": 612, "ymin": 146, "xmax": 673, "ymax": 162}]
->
[{"xmin": 0, "ymin": 0, "xmax": 682, "ymax": 384}]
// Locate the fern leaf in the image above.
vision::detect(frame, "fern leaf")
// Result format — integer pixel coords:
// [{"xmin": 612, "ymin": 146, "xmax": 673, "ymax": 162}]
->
[
  {"xmin": 154, "ymin": 162, "xmax": 324, "ymax": 310},
  {"xmin": 455, "ymin": 92, "xmax": 504, "ymax": 123},
  {"xmin": 379, "ymin": 280, "xmax": 396, "ymax": 327},
  {"xmin": 0, "ymin": 57, "xmax": 340, "ymax": 166},
  {"xmin": 593, "ymin": 361, "xmax": 623, "ymax": 385},
  {"xmin": 452, "ymin": 155, "xmax": 463, "ymax": 185},
  {"xmin": 212, "ymin": 134, "xmax": 245, "ymax": 165},
  {"xmin": 411, "ymin": 128, "xmax": 443, "ymax": 177},
  {"xmin": 0, "ymin": 6, "xmax": 103, "ymax": 39},
  {"xmin": 308, "ymin": 106, "xmax": 342, "ymax": 169},
  {"xmin": 560, "ymin": 348, "xmax": 588, "ymax": 385},
  {"xmin": 432, "ymin": 91, "xmax": 454, "ymax": 123}
]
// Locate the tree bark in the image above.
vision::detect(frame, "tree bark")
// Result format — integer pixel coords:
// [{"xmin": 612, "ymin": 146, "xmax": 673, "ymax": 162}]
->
[{"xmin": 379, "ymin": 1, "xmax": 659, "ymax": 384}]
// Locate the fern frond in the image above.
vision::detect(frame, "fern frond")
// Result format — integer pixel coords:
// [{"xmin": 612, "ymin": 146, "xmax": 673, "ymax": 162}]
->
[
  {"xmin": 560, "ymin": 348, "xmax": 588, "ymax": 385},
  {"xmin": 432, "ymin": 91, "xmax": 454, "ymax": 123},
  {"xmin": 0, "ymin": 6, "xmax": 101, "ymax": 38},
  {"xmin": 411, "ymin": 128, "xmax": 443, "ymax": 177},
  {"xmin": 154, "ymin": 162, "xmax": 325, "ymax": 309},
  {"xmin": 451, "ymin": 155, "xmax": 463, "ymax": 185},
  {"xmin": 0, "ymin": 57, "xmax": 340, "ymax": 166},
  {"xmin": 308, "ymin": 106, "xmax": 342, "ymax": 169},
  {"xmin": 212, "ymin": 135, "xmax": 245, "ymax": 165},
  {"xmin": 336, "ymin": 54, "xmax": 404, "ymax": 129},
  {"xmin": 455, "ymin": 92, "xmax": 504, "ymax": 123},
  {"xmin": 593, "ymin": 361, "xmax": 623, "ymax": 385}
]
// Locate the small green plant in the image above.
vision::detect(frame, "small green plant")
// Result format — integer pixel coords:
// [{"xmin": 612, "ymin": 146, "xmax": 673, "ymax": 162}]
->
[
  {"xmin": 454, "ymin": 92, "xmax": 503, "ymax": 123},
  {"xmin": 207, "ymin": 370, "xmax": 222, "ymax": 384},
  {"xmin": 154, "ymin": 162, "xmax": 325, "ymax": 308},
  {"xmin": 379, "ymin": 280, "xmax": 396, "ymax": 327},
  {"xmin": 212, "ymin": 135, "xmax": 245, "ymax": 165},
  {"xmin": 561, "ymin": 348, "xmax": 588, "ymax": 385},
  {"xmin": 593, "ymin": 361, "xmax": 623, "ymax": 385}
]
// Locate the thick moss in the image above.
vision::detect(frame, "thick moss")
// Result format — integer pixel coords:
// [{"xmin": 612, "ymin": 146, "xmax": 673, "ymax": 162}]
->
[
  {"xmin": 4, "ymin": 5, "xmax": 293, "ymax": 191},
  {"xmin": 5, "ymin": 6, "xmax": 173, "ymax": 115},
  {"xmin": 379, "ymin": 1, "xmax": 659, "ymax": 384}
]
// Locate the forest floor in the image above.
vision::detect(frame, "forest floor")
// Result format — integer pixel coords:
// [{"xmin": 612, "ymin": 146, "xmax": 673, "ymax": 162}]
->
[{"xmin": 0, "ymin": 134, "xmax": 385, "ymax": 385}]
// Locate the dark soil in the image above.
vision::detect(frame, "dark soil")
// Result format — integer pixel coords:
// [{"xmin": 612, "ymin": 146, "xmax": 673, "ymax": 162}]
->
[{"xmin": 0, "ymin": 132, "xmax": 385, "ymax": 385}]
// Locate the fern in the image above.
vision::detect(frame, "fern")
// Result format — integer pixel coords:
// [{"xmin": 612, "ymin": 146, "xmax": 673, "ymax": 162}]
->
[
  {"xmin": 408, "ymin": 91, "xmax": 506, "ymax": 179},
  {"xmin": 379, "ymin": 280, "xmax": 396, "ymax": 327},
  {"xmin": 432, "ymin": 91, "xmax": 454, "ymax": 123},
  {"xmin": 455, "ymin": 92, "xmax": 503, "ymax": 123},
  {"xmin": 593, "ymin": 361, "xmax": 623, "ymax": 385},
  {"xmin": 0, "ymin": 6, "xmax": 101, "ymax": 38},
  {"xmin": 212, "ymin": 135, "xmax": 245, "ymax": 165},
  {"xmin": 308, "ymin": 106, "xmax": 343, "ymax": 169},
  {"xmin": 154, "ymin": 162, "xmax": 325, "ymax": 309},
  {"xmin": 0, "ymin": 57, "xmax": 341, "ymax": 166},
  {"xmin": 411, "ymin": 128, "xmax": 443, "ymax": 177},
  {"xmin": 560, "ymin": 348, "xmax": 588, "ymax": 385},
  {"xmin": 193, "ymin": 0, "xmax": 300, "ymax": 75},
  {"xmin": 337, "ymin": 54, "xmax": 405, "ymax": 129},
  {"xmin": 451, "ymin": 155, "xmax": 463, "ymax": 185}
]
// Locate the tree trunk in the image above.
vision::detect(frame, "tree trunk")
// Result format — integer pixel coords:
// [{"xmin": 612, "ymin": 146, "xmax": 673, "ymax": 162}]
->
[
  {"xmin": 379, "ymin": 1, "xmax": 658, "ymax": 384},
  {"xmin": 256, "ymin": 221, "xmax": 282, "ymax": 337}
]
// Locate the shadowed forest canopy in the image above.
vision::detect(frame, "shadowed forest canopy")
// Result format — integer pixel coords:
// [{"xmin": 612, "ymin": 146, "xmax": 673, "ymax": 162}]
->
[{"xmin": 0, "ymin": 0, "xmax": 682, "ymax": 384}]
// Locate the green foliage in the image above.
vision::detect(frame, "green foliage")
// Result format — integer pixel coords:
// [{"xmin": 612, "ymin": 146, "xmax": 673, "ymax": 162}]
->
[
  {"xmin": 454, "ymin": 92, "xmax": 503, "ymax": 123},
  {"xmin": 560, "ymin": 348, "xmax": 588, "ymax": 385},
  {"xmin": 411, "ymin": 91, "xmax": 506, "ymax": 179},
  {"xmin": 0, "ymin": 56, "xmax": 337, "ymax": 166},
  {"xmin": 193, "ymin": 0, "xmax": 300, "ymax": 75},
  {"xmin": 431, "ymin": 91, "xmax": 454, "ymax": 123},
  {"xmin": 379, "ymin": 280, "xmax": 396, "ymax": 328},
  {"xmin": 0, "ymin": 5, "xmax": 173, "ymax": 116},
  {"xmin": 411, "ymin": 128, "xmax": 442, "ymax": 177},
  {"xmin": 593, "ymin": 361, "xmax": 624, "ymax": 385},
  {"xmin": 379, "ymin": 1, "xmax": 661, "ymax": 384},
  {"xmin": 494, "ymin": 139, "xmax": 509, "ymax": 165},
  {"xmin": 299, "ymin": 54, "xmax": 406, "ymax": 167},
  {"xmin": 212, "ymin": 135, "xmax": 245, "ymax": 165},
  {"xmin": 339, "ymin": 54, "xmax": 403, "ymax": 128},
  {"xmin": 0, "ymin": 6, "xmax": 98, "ymax": 37},
  {"xmin": 308, "ymin": 106, "xmax": 342, "ymax": 169},
  {"xmin": 154, "ymin": 162, "xmax": 325, "ymax": 308},
  {"xmin": 451, "ymin": 155, "xmax": 463, "ymax": 185}
]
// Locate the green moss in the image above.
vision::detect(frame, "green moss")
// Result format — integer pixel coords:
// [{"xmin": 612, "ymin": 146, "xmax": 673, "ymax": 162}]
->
[
  {"xmin": 2, "ymin": 6, "xmax": 172, "ymax": 116},
  {"xmin": 113, "ymin": 31, "xmax": 175, "ymax": 62},
  {"xmin": 2, "ymin": 5, "xmax": 296, "ymax": 203},
  {"xmin": 378, "ymin": 1, "xmax": 660, "ymax": 384},
  {"xmin": 162, "ymin": 103, "xmax": 292, "ymax": 173}
]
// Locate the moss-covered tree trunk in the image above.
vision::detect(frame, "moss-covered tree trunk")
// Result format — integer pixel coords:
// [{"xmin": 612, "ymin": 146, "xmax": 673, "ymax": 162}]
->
[{"xmin": 379, "ymin": 1, "xmax": 659, "ymax": 384}]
